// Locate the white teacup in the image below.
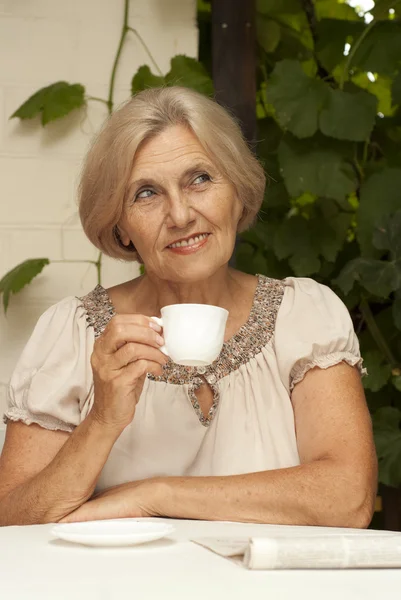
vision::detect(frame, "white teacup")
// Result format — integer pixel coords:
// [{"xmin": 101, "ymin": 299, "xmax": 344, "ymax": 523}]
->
[{"xmin": 151, "ymin": 303, "xmax": 229, "ymax": 367}]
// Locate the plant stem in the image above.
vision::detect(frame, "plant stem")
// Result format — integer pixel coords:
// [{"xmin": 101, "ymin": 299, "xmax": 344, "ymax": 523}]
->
[
  {"xmin": 127, "ymin": 27, "xmax": 163, "ymax": 76},
  {"xmin": 86, "ymin": 96, "xmax": 109, "ymax": 106},
  {"xmin": 340, "ymin": 0, "xmax": 401, "ymax": 90},
  {"xmin": 95, "ymin": 252, "xmax": 103, "ymax": 286},
  {"xmin": 51, "ymin": 260, "xmax": 98, "ymax": 265},
  {"xmin": 362, "ymin": 139, "xmax": 369, "ymax": 165},
  {"xmin": 107, "ymin": 0, "xmax": 130, "ymax": 114},
  {"xmin": 96, "ymin": 0, "xmax": 131, "ymax": 286},
  {"xmin": 359, "ymin": 297, "xmax": 398, "ymax": 367}
]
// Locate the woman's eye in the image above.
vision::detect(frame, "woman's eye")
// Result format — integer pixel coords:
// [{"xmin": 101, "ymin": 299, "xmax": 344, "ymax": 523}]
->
[
  {"xmin": 193, "ymin": 173, "xmax": 210, "ymax": 185},
  {"xmin": 136, "ymin": 189, "xmax": 154, "ymax": 200}
]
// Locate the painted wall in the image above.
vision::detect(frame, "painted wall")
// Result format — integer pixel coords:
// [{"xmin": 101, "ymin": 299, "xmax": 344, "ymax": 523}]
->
[{"xmin": 0, "ymin": 0, "xmax": 198, "ymax": 428}]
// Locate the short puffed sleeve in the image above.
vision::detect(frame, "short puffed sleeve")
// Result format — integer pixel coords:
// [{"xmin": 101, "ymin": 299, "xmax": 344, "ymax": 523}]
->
[
  {"xmin": 3, "ymin": 297, "xmax": 94, "ymax": 432},
  {"xmin": 274, "ymin": 277, "xmax": 366, "ymax": 393}
]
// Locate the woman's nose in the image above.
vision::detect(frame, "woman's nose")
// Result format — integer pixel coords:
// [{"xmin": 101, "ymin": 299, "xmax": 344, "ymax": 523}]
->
[{"xmin": 166, "ymin": 193, "xmax": 194, "ymax": 229}]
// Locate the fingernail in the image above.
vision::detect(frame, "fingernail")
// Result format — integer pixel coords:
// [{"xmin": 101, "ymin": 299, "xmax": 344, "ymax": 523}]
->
[
  {"xmin": 149, "ymin": 321, "xmax": 162, "ymax": 332},
  {"xmin": 156, "ymin": 334, "xmax": 165, "ymax": 346}
]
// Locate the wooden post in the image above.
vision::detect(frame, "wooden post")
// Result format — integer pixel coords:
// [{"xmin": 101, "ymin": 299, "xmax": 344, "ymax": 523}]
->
[{"xmin": 212, "ymin": 0, "xmax": 257, "ymax": 146}]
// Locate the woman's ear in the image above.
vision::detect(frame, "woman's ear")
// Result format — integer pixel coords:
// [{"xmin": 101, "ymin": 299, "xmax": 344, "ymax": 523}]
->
[{"xmin": 115, "ymin": 225, "xmax": 131, "ymax": 248}]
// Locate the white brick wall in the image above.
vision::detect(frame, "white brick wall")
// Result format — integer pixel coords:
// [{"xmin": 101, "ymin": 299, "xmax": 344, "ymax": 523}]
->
[{"xmin": 0, "ymin": 0, "xmax": 198, "ymax": 423}]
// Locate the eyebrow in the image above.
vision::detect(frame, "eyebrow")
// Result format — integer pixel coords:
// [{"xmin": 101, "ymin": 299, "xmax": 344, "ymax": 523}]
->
[{"xmin": 128, "ymin": 161, "xmax": 215, "ymax": 191}]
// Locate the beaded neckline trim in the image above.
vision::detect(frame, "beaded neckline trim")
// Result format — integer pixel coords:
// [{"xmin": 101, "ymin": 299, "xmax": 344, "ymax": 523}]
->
[{"xmin": 78, "ymin": 275, "xmax": 285, "ymax": 426}]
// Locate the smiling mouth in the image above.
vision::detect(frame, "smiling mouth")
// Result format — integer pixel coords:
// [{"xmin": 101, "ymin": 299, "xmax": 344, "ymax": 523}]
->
[{"xmin": 167, "ymin": 232, "xmax": 210, "ymax": 249}]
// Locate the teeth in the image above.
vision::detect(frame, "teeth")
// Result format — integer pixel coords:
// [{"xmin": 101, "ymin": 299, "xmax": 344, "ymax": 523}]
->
[{"xmin": 169, "ymin": 233, "xmax": 209, "ymax": 249}]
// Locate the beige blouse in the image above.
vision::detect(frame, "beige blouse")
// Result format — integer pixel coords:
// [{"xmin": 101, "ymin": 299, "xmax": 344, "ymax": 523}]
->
[{"xmin": 3, "ymin": 276, "xmax": 365, "ymax": 492}]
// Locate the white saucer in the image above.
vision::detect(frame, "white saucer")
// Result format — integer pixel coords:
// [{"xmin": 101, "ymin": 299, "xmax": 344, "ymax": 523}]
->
[{"xmin": 51, "ymin": 519, "xmax": 175, "ymax": 547}]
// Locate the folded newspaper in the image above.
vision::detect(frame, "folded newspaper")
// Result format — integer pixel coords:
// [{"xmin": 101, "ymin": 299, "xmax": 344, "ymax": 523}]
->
[{"xmin": 193, "ymin": 530, "xmax": 401, "ymax": 569}]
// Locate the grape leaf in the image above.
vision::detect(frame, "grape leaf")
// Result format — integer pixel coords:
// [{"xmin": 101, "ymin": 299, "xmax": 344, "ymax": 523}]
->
[
  {"xmin": 352, "ymin": 21, "xmax": 401, "ymax": 76},
  {"xmin": 372, "ymin": 407, "xmax": 401, "ymax": 487},
  {"xmin": 273, "ymin": 216, "xmax": 321, "ymax": 276},
  {"xmin": 0, "ymin": 259, "xmax": 50, "ymax": 312},
  {"xmin": 131, "ymin": 66, "xmax": 165, "ymax": 94},
  {"xmin": 278, "ymin": 136, "xmax": 358, "ymax": 201},
  {"xmin": 362, "ymin": 351, "xmax": 392, "ymax": 392},
  {"xmin": 165, "ymin": 55, "xmax": 213, "ymax": 96},
  {"xmin": 257, "ymin": 16, "xmax": 281, "ymax": 53},
  {"xmin": 314, "ymin": 0, "xmax": 360, "ymax": 21},
  {"xmin": 392, "ymin": 72, "xmax": 401, "ymax": 106},
  {"xmin": 316, "ymin": 20, "xmax": 364, "ymax": 73},
  {"xmin": 319, "ymin": 88, "xmax": 377, "ymax": 142},
  {"xmin": 394, "ymin": 293, "xmax": 401, "ymax": 331},
  {"xmin": 266, "ymin": 60, "xmax": 328, "ymax": 138},
  {"xmin": 11, "ymin": 82, "xmax": 85, "ymax": 126},
  {"xmin": 357, "ymin": 168, "xmax": 401, "ymax": 256},
  {"xmin": 352, "ymin": 73, "xmax": 394, "ymax": 117},
  {"xmin": 334, "ymin": 257, "xmax": 400, "ymax": 298},
  {"xmin": 373, "ymin": 209, "xmax": 401, "ymax": 258},
  {"xmin": 257, "ymin": 0, "xmax": 302, "ymax": 15}
]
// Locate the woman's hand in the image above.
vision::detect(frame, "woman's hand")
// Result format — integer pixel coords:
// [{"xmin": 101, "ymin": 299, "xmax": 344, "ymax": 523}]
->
[
  {"xmin": 90, "ymin": 314, "xmax": 168, "ymax": 431},
  {"xmin": 59, "ymin": 479, "xmax": 163, "ymax": 523}
]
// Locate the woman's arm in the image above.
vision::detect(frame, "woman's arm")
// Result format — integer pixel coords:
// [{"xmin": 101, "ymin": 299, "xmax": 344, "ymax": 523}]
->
[
  {"xmin": 0, "ymin": 313, "xmax": 167, "ymax": 527},
  {"xmin": 63, "ymin": 362, "xmax": 377, "ymax": 528},
  {"xmin": 0, "ymin": 415, "xmax": 121, "ymax": 526},
  {"xmin": 160, "ymin": 362, "xmax": 377, "ymax": 527}
]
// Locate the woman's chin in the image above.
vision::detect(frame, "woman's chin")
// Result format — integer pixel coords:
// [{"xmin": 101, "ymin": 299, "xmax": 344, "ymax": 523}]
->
[{"xmin": 158, "ymin": 263, "xmax": 227, "ymax": 284}]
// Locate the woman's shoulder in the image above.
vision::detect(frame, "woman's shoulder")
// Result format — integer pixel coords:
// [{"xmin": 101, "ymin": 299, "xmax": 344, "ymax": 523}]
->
[{"xmin": 276, "ymin": 276, "xmax": 347, "ymax": 319}]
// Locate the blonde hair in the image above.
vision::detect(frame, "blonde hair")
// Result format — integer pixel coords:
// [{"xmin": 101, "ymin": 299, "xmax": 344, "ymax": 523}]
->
[{"xmin": 79, "ymin": 86, "xmax": 266, "ymax": 261}]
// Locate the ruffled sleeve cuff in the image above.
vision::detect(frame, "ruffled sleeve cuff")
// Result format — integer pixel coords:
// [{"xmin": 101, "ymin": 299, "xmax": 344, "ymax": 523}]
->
[
  {"xmin": 2, "ymin": 296, "xmax": 94, "ymax": 433},
  {"xmin": 290, "ymin": 351, "xmax": 367, "ymax": 391},
  {"xmin": 3, "ymin": 406, "xmax": 75, "ymax": 432},
  {"xmin": 275, "ymin": 277, "xmax": 366, "ymax": 394}
]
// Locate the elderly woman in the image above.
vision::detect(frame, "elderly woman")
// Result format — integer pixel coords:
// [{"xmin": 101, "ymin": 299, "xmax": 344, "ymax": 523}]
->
[{"xmin": 0, "ymin": 87, "xmax": 377, "ymax": 527}]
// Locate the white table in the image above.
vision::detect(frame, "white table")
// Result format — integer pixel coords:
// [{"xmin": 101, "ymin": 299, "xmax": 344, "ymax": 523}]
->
[{"xmin": 1, "ymin": 518, "xmax": 401, "ymax": 600}]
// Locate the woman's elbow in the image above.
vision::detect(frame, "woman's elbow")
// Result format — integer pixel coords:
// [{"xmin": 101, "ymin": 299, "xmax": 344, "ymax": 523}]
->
[{"xmin": 332, "ymin": 462, "xmax": 378, "ymax": 529}]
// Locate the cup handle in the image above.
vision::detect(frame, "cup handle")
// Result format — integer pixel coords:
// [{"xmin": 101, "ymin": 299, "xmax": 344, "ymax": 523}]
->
[{"xmin": 150, "ymin": 316, "xmax": 169, "ymax": 357}]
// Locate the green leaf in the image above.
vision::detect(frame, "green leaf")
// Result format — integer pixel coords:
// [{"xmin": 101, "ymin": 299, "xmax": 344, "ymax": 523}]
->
[
  {"xmin": 334, "ymin": 257, "xmax": 401, "ymax": 298},
  {"xmin": 394, "ymin": 293, "xmax": 401, "ymax": 331},
  {"xmin": 273, "ymin": 216, "xmax": 321, "ymax": 276},
  {"xmin": 314, "ymin": 0, "xmax": 360, "ymax": 21},
  {"xmin": 278, "ymin": 136, "xmax": 358, "ymax": 201},
  {"xmin": 372, "ymin": 406, "xmax": 401, "ymax": 487},
  {"xmin": 357, "ymin": 169, "xmax": 401, "ymax": 256},
  {"xmin": 11, "ymin": 82, "xmax": 85, "ymax": 126},
  {"xmin": 131, "ymin": 65, "xmax": 165, "ymax": 94},
  {"xmin": 373, "ymin": 406, "xmax": 401, "ymax": 429},
  {"xmin": 165, "ymin": 55, "xmax": 213, "ymax": 95},
  {"xmin": 392, "ymin": 72, "xmax": 401, "ymax": 106},
  {"xmin": 312, "ymin": 210, "xmax": 352, "ymax": 263},
  {"xmin": 393, "ymin": 376, "xmax": 401, "ymax": 392},
  {"xmin": 266, "ymin": 60, "xmax": 328, "ymax": 138},
  {"xmin": 257, "ymin": 0, "xmax": 302, "ymax": 15},
  {"xmin": 266, "ymin": 181, "xmax": 290, "ymax": 208},
  {"xmin": 316, "ymin": 20, "xmax": 364, "ymax": 73},
  {"xmin": 352, "ymin": 73, "xmax": 394, "ymax": 117},
  {"xmin": 257, "ymin": 16, "xmax": 281, "ymax": 53},
  {"xmin": 352, "ymin": 21, "xmax": 401, "ymax": 76},
  {"xmin": 373, "ymin": 209, "xmax": 401, "ymax": 258},
  {"xmin": 319, "ymin": 89, "xmax": 377, "ymax": 142},
  {"xmin": 0, "ymin": 259, "xmax": 50, "ymax": 312},
  {"xmin": 362, "ymin": 351, "xmax": 392, "ymax": 392}
]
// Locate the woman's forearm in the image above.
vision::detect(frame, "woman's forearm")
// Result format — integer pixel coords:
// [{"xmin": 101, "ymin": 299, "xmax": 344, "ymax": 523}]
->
[
  {"xmin": 160, "ymin": 459, "xmax": 376, "ymax": 528},
  {"xmin": 0, "ymin": 414, "xmax": 121, "ymax": 526}
]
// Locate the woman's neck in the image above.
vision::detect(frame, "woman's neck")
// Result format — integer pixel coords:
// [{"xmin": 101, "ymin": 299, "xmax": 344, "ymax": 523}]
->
[{"xmin": 140, "ymin": 266, "xmax": 238, "ymax": 312}]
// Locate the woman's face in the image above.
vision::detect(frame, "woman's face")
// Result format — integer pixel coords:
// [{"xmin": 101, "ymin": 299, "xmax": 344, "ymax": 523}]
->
[{"xmin": 118, "ymin": 125, "xmax": 243, "ymax": 283}]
